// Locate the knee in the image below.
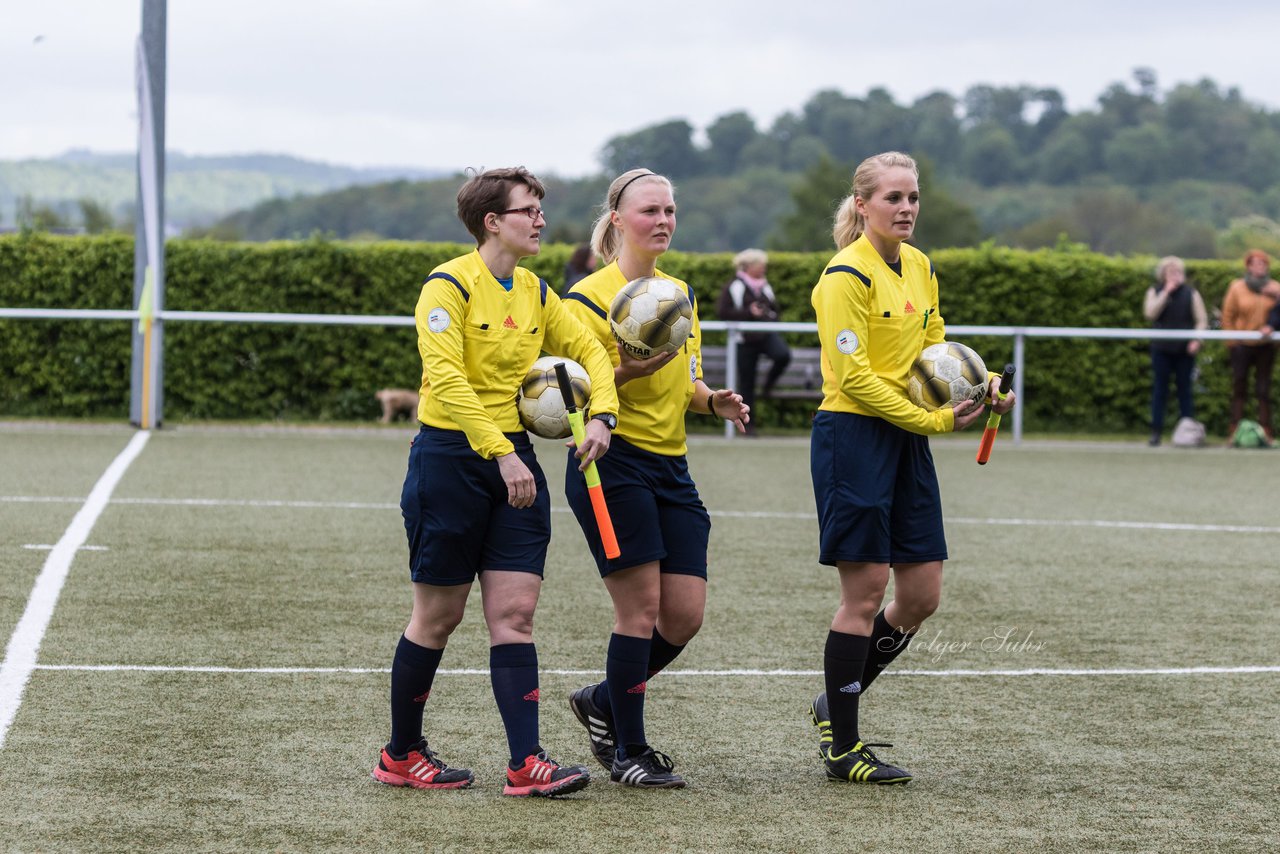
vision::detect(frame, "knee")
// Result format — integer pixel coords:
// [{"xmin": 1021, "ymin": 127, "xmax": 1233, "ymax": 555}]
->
[
  {"xmin": 615, "ymin": 595, "xmax": 660, "ymax": 636},
  {"xmin": 896, "ymin": 590, "xmax": 940, "ymax": 627},
  {"xmin": 409, "ymin": 605, "xmax": 465, "ymax": 647},
  {"xmin": 842, "ymin": 596, "xmax": 883, "ymax": 626},
  {"xmin": 658, "ymin": 603, "xmax": 703, "ymax": 645},
  {"xmin": 490, "ymin": 603, "xmax": 536, "ymax": 639}
]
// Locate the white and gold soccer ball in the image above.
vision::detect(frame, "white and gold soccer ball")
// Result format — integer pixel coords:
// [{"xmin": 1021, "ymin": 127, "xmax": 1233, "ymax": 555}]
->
[
  {"xmin": 609, "ymin": 276, "xmax": 694, "ymax": 359},
  {"xmin": 517, "ymin": 356, "xmax": 591, "ymax": 439},
  {"xmin": 907, "ymin": 342, "xmax": 989, "ymax": 411}
]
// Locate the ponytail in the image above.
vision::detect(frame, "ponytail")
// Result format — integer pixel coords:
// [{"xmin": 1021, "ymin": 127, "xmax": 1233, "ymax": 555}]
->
[{"xmin": 832, "ymin": 196, "xmax": 863, "ymax": 250}]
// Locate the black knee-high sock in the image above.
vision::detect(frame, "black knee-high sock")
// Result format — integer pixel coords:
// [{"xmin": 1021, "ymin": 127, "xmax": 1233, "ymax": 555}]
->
[
  {"xmin": 824, "ymin": 630, "xmax": 870, "ymax": 755},
  {"xmin": 861, "ymin": 610, "xmax": 912, "ymax": 693},
  {"xmin": 593, "ymin": 628, "xmax": 687, "ymax": 713},
  {"xmin": 646, "ymin": 628, "xmax": 686, "ymax": 678},
  {"xmin": 389, "ymin": 634, "xmax": 443, "ymax": 756},
  {"xmin": 490, "ymin": 643, "xmax": 540, "ymax": 765},
  {"xmin": 604, "ymin": 633, "xmax": 652, "ymax": 758}
]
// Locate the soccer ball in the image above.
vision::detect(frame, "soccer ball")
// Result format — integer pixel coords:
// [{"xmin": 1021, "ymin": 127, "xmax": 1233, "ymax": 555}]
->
[
  {"xmin": 517, "ymin": 356, "xmax": 591, "ymax": 439},
  {"xmin": 907, "ymin": 342, "xmax": 989, "ymax": 411},
  {"xmin": 609, "ymin": 276, "xmax": 694, "ymax": 359}
]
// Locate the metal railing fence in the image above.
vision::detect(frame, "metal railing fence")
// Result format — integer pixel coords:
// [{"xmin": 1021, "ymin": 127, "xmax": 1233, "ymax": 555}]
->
[{"xmin": 2, "ymin": 307, "xmax": 1262, "ymax": 442}]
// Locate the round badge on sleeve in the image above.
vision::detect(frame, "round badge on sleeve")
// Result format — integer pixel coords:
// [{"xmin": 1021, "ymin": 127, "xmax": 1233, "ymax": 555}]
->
[
  {"xmin": 427, "ymin": 308, "xmax": 451, "ymax": 333},
  {"xmin": 689, "ymin": 354, "xmax": 698, "ymax": 382},
  {"xmin": 836, "ymin": 329, "xmax": 858, "ymax": 354}
]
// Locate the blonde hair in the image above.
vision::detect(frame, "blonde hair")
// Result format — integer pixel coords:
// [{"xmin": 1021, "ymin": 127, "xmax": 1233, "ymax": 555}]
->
[
  {"xmin": 589, "ymin": 168, "xmax": 674, "ymax": 264},
  {"xmin": 1155, "ymin": 255, "xmax": 1185, "ymax": 283},
  {"xmin": 832, "ymin": 151, "xmax": 919, "ymax": 250},
  {"xmin": 733, "ymin": 248, "xmax": 768, "ymax": 271}
]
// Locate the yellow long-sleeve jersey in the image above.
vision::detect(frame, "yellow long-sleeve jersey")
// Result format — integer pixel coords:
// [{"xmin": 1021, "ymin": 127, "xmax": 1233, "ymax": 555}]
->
[
  {"xmin": 415, "ymin": 250, "xmax": 619, "ymax": 458},
  {"xmin": 563, "ymin": 262, "xmax": 702, "ymax": 456},
  {"xmin": 811, "ymin": 236, "xmax": 954, "ymax": 435}
]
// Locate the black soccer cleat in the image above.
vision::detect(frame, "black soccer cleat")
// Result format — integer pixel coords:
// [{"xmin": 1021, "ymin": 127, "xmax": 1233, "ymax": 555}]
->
[
  {"xmin": 611, "ymin": 747, "xmax": 686, "ymax": 788},
  {"xmin": 823, "ymin": 742, "xmax": 912, "ymax": 785},
  {"xmin": 569, "ymin": 683, "xmax": 617, "ymax": 770},
  {"xmin": 809, "ymin": 692, "xmax": 833, "ymax": 758}
]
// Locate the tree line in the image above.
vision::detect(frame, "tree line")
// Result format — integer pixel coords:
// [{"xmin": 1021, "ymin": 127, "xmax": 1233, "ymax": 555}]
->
[{"xmin": 175, "ymin": 71, "xmax": 1280, "ymax": 259}]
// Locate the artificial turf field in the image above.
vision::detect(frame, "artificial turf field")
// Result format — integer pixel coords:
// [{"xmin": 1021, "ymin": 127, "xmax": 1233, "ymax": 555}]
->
[{"xmin": 1, "ymin": 423, "xmax": 1277, "ymax": 852}]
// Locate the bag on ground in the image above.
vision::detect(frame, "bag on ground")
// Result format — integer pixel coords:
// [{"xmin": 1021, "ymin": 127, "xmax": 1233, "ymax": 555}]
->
[
  {"xmin": 1171, "ymin": 417, "xmax": 1207, "ymax": 448},
  {"xmin": 1231, "ymin": 418, "xmax": 1269, "ymax": 449}
]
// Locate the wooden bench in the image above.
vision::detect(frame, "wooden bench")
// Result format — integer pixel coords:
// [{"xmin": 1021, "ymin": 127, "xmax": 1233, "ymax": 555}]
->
[{"xmin": 700, "ymin": 344, "xmax": 824, "ymax": 400}]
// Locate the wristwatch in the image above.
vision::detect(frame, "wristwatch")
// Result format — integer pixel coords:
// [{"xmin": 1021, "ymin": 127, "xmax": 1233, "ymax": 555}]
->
[{"xmin": 590, "ymin": 412, "xmax": 618, "ymax": 430}]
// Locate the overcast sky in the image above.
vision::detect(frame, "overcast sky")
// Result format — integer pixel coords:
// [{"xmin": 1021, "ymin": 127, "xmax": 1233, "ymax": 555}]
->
[{"xmin": 3, "ymin": 1, "xmax": 1278, "ymax": 177}]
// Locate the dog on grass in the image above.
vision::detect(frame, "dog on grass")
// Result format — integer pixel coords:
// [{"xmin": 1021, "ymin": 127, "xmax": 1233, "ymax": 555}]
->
[{"xmin": 375, "ymin": 388, "xmax": 420, "ymax": 423}]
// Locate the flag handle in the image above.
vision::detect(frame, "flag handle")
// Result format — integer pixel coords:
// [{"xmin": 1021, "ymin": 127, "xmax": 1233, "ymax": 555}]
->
[
  {"xmin": 976, "ymin": 365, "xmax": 1016, "ymax": 465},
  {"xmin": 554, "ymin": 362, "xmax": 620, "ymax": 559}
]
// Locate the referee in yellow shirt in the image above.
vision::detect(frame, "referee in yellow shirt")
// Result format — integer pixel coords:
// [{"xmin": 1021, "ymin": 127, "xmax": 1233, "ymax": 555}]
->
[
  {"xmin": 371, "ymin": 167, "xmax": 619, "ymax": 798},
  {"xmin": 808, "ymin": 152, "xmax": 1015, "ymax": 785},
  {"xmin": 562, "ymin": 168, "xmax": 749, "ymax": 789}
]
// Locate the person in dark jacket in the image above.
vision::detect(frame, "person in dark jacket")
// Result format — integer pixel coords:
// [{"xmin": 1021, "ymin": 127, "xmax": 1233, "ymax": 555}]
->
[
  {"xmin": 562, "ymin": 243, "xmax": 597, "ymax": 292},
  {"xmin": 716, "ymin": 249, "xmax": 791, "ymax": 433},
  {"xmin": 1143, "ymin": 255, "xmax": 1207, "ymax": 446}
]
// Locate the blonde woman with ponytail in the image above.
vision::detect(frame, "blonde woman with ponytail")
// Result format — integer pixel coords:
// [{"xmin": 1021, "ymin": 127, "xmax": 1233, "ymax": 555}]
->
[
  {"xmin": 561, "ymin": 168, "xmax": 749, "ymax": 789},
  {"xmin": 807, "ymin": 152, "xmax": 1016, "ymax": 785}
]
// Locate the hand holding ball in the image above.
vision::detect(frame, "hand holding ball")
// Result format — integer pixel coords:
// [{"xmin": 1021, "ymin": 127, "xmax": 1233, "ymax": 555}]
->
[
  {"xmin": 517, "ymin": 356, "xmax": 590, "ymax": 439},
  {"xmin": 907, "ymin": 342, "xmax": 988, "ymax": 410},
  {"xmin": 609, "ymin": 277, "xmax": 693, "ymax": 359}
]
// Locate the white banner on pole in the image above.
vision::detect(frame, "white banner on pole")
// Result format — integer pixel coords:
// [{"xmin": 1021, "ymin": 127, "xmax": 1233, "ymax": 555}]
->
[{"xmin": 135, "ymin": 36, "xmax": 161, "ymax": 290}]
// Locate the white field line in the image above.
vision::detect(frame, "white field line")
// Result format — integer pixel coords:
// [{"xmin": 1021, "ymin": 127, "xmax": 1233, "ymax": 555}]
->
[
  {"xmin": 29, "ymin": 663, "xmax": 1280, "ymax": 678},
  {"xmin": 5, "ymin": 494, "xmax": 1280, "ymax": 534},
  {"xmin": 0, "ymin": 432, "xmax": 150, "ymax": 749}
]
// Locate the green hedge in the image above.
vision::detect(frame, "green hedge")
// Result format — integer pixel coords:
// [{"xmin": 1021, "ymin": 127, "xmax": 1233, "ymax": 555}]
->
[{"xmin": 0, "ymin": 233, "xmax": 1255, "ymax": 433}]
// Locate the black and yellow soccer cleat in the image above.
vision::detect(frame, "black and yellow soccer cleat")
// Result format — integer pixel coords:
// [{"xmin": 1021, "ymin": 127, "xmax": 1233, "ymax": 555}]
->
[
  {"xmin": 823, "ymin": 742, "xmax": 912, "ymax": 785},
  {"xmin": 809, "ymin": 692, "xmax": 833, "ymax": 758}
]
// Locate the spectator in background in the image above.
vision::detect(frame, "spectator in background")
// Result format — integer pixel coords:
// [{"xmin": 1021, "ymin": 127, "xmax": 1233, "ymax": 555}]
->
[
  {"xmin": 563, "ymin": 243, "xmax": 597, "ymax": 292},
  {"xmin": 1221, "ymin": 249, "xmax": 1280, "ymax": 442},
  {"xmin": 1143, "ymin": 256, "xmax": 1207, "ymax": 446},
  {"xmin": 716, "ymin": 248, "xmax": 791, "ymax": 434}
]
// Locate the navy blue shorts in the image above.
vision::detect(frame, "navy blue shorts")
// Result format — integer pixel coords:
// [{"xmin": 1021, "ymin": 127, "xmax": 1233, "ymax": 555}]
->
[
  {"xmin": 564, "ymin": 436, "xmax": 710, "ymax": 578},
  {"xmin": 401, "ymin": 425, "xmax": 550, "ymax": 585},
  {"xmin": 810, "ymin": 410, "xmax": 947, "ymax": 566}
]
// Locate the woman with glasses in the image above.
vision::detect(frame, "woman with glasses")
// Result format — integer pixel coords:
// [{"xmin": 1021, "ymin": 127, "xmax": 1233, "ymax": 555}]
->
[
  {"xmin": 560, "ymin": 168, "xmax": 750, "ymax": 788},
  {"xmin": 371, "ymin": 167, "xmax": 620, "ymax": 798}
]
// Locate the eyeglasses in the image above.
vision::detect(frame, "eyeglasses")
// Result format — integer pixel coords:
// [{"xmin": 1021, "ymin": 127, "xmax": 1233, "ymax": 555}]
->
[{"xmin": 496, "ymin": 206, "xmax": 546, "ymax": 222}]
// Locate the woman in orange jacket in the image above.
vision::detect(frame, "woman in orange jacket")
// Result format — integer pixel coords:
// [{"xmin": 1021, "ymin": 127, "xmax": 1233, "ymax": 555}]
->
[{"xmin": 1221, "ymin": 249, "xmax": 1280, "ymax": 440}]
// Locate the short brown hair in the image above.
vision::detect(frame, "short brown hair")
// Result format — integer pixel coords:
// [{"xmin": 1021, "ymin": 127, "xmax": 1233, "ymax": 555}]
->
[{"xmin": 456, "ymin": 167, "xmax": 546, "ymax": 244}]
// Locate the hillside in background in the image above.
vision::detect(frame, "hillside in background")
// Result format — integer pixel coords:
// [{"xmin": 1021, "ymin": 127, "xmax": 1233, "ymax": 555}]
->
[
  {"xmin": 0, "ymin": 150, "xmax": 446, "ymax": 231},
  {"xmin": 10, "ymin": 70, "xmax": 1280, "ymax": 260},
  {"xmin": 202, "ymin": 71, "xmax": 1280, "ymax": 259}
]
